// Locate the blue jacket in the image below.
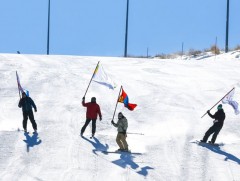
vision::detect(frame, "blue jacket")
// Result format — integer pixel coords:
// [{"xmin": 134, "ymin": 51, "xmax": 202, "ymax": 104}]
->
[{"xmin": 18, "ymin": 97, "xmax": 37, "ymax": 112}]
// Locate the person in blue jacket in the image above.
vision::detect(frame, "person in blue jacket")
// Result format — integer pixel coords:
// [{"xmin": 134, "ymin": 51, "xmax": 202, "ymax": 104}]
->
[{"xmin": 18, "ymin": 92, "xmax": 38, "ymax": 133}]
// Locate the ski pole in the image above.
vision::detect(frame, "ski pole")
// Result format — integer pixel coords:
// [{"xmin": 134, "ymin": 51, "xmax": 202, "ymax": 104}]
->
[{"xmin": 127, "ymin": 132, "xmax": 144, "ymax": 135}]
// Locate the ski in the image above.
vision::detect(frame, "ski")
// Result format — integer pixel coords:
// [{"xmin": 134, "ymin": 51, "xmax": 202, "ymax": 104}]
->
[
  {"xmin": 18, "ymin": 129, "xmax": 29, "ymax": 134},
  {"xmin": 80, "ymin": 135, "xmax": 94, "ymax": 139},
  {"xmin": 17, "ymin": 128, "xmax": 36, "ymax": 134}
]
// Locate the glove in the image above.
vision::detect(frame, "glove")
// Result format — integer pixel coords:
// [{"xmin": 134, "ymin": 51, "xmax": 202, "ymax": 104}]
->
[
  {"xmin": 100, "ymin": 117, "xmax": 102, "ymax": 121},
  {"xmin": 207, "ymin": 110, "xmax": 210, "ymax": 113},
  {"xmin": 111, "ymin": 120, "xmax": 114, "ymax": 125},
  {"xmin": 35, "ymin": 109, "xmax": 37, "ymax": 112},
  {"xmin": 82, "ymin": 97, "xmax": 85, "ymax": 101}
]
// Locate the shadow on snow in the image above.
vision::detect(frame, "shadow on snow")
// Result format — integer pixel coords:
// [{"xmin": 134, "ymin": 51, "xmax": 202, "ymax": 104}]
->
[
  {"xmin": 112, "ymin": 153, "xmax": 154, "ymax": 176},
  {"xmin": 81, "ymin": 136, "xmax": 109, "ymax": 155},
  {"xmin": 196, "ymin": 142, "xmax": 240, "ymax": 165},
  {"xmin": 23, "ymin": 132, "xmax": 42, "ymax": 152},
  {"xmin": 82, "ymin": 136, "xmax": 154, "ymax": 177}
]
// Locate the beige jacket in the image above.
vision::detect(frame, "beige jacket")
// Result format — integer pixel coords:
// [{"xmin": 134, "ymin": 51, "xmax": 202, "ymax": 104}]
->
[{"xmin": 114, "ymin": 117, "xmax": 128, "ymax": 133}]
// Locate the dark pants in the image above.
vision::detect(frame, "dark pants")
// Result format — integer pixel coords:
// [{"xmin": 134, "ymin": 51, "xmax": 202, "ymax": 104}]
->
[
  {"xmin": 23, "ymin": 110, "xmax": 37, "ymax": 130},
  {"xmin": 202, "ymin": 124, "xmax": 222, "ymax": 143},
  {"xmin": 81, "ymin": 118, "xmax": 96, "ymax": 135}
]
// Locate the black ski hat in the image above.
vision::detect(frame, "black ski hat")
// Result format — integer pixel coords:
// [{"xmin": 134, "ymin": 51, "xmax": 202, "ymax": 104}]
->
[{"xmin": 91, "ymin": 97, "xmax": 96, "ymax": 103}]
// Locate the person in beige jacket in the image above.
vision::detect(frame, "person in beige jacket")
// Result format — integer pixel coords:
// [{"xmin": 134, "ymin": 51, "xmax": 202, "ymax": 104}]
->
[{"xmin": 111, "ymin": 112, "xmax": 129, "ymax": 151}]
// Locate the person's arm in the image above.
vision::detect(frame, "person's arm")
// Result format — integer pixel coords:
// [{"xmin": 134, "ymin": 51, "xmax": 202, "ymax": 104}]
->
[
  {"xmin": 122, "ymin": 118, "xmax": 128, "ymax": 135},
  {"xmin": 123, "ymin": 119, "xmax": 128, "ymax": 131},
  {"xmin": 98, "ymin": 105, "xmax": 102, "ymax": 120},
  {"xmin": 18, "ymin": 99, "xmax": 22, "ymax": 108},
  {"xmin": 207, "ymin": 110, "xmax": 215, "ymax": 119},
  {"xmin": 30, "ymin": 98, "xmax": 37, "ymax": 112},
  {"xmin": 82, "ymin": 97, "xmax": 87, "ymax": 107},
  {"xmin": 111, "ymin": 120, "xmax": 118, "ymax": 127}
]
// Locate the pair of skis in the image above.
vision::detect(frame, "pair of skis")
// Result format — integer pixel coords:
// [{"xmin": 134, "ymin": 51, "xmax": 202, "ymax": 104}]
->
[{"xmin": 18, "ymin": 128, "xmax": 38, "ymax": 135}]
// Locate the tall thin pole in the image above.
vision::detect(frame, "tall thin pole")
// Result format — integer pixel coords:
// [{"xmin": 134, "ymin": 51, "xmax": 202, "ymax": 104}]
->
[
  {"xmin": 225, "ymin": 0, "xmax": 230, "ymax": 53},
  {"xmin": 112, "ymin": 86, "xmax": 123, "ymax": 121},
  {"xmin": 83, "ymin": 61, "xmax": 100, "ymax": 97},
  {"xmin": 201, "ymin": 87, "xmax": 235, "ymax": 118},
  {"xmin": 215, "ymin": 37, "xmax": 218, "ymax": 54},
  {"xmin": 47, "ymin": 0, "xmax": 51, "ymax": 55},
  {"xmin": 181, "ymin": 42, "xmax": 184, "ymax": 60},
  {"xmin": 124, "ymin": 0, "xmax": 129, "ymax": 57},
  {"xmin": 16, "ymin": 71, "xmax": 21, "ymax": 99},
  {"xmin": 214, "ymin": 36, "xmax": 218, "ymax": 60}
]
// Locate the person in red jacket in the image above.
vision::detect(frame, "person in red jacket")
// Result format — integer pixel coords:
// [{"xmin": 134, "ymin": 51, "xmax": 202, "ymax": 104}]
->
[{"xmin": 81, "ymin": 97, "xmax": 102, "ymax": 137}]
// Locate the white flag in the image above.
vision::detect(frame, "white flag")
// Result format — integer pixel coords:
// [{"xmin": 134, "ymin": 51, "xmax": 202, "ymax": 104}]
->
[
  {"xmin": 16, "ymin": 71, "xmax": 24, "ymax": 93},
  {"xmin": 92, "ymin": 63, "xmax": 116, "ymax": 89},
  {"xmin": 222, "ymin": 88, "xmax": 239, "ymax": 115},
  {"xmin": 16, "ymin": 71, "xmax": 29, "ymax": 96}
]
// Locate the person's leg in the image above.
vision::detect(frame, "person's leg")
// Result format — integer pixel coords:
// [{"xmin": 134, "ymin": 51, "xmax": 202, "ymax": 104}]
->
[
  {"xmin": 116, "ymin": 133, "xmax": 124, "ymax": 149},
  {"xmin": 120, "ymin": 134, "xmax": 128, "ymax": 150},
  {"xmin": 81, "ymin": 119, "xmax": 91, "ymax": 135},
  {"xmin": 202, "ymin": 125, "xmax": 215, "ymax": 142},
  {"xmin": 92, "ymin": 119, "xmax": 96, "ymax": 136},
  {"xmin": 22, "ymin": 111, "xmax": 28, "ymax": 131},
  {"xmin": 28, "ymin": 110, "xmax": 37, "ymax": 130},
  {"xmin": 211, "ymin": 127, "xmax": 222, "ymax": 143}
]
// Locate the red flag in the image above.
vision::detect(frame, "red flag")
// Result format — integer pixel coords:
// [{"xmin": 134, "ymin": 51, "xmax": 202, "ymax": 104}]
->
[{"xmin": 118, "ymin": 88, "xmax": 137, "ymax": 111}]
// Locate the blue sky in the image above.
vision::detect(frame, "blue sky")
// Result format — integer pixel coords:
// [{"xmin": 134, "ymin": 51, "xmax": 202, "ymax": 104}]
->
[{"xmin": 0, "ymin": 0, "xmax": 239, "ymax": 57}]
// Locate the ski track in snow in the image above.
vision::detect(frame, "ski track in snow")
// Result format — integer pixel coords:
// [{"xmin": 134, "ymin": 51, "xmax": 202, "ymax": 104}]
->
[{"xmin": 0, "ymin": 53, "xmax": 240, "ymax": 180}]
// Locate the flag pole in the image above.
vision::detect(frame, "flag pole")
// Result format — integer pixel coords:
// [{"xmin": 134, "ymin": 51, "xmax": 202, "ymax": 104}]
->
[
  {"xmin": 112, "ymin": 86, "xmax": 123, "ymax": 121},
  {"xmin": 16, "ymin": 71, "xmax": 21, "ymax": 99},
  {"xmin": 83, "ymin": 61, "xmax": 100, "ymax": 97},
  {"xmin": 201, "ymin": 87, "xmax": 235, "ymax": 118}
]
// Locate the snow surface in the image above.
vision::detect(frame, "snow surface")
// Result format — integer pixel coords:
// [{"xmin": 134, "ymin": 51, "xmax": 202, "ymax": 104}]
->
[{"xmin": 0, "ymin": 52, "xmax": 240, "ymax": 181}]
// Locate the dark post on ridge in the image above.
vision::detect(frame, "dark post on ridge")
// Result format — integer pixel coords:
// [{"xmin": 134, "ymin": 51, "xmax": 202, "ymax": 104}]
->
[
  {"xmin": 225, "ymin": 0, "xmax": 229, "ymax": 53},
  {"xmin": 124, "ymin": 0, "xmax": 129, "ymax": 57},
  {"xmin": 47, "ymin": 0, "xmax": 51, "ymax": 55}
]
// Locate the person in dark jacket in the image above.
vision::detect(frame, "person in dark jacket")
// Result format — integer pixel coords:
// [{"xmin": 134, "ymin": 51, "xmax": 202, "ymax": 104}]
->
[
  {"xmin": 111, "ymin": 112, "xmax": 129, "ymax": 151},
  {"xmin": 18, "ymin": 92, "xmax": 37, "ymax": 133},
  {"xmin": 201, "ymin": 104, "xmax": 225, "ymax": 144},
  {"xmin": 81, "ymin": 97, "xmax": 102, "ymax": 137}
]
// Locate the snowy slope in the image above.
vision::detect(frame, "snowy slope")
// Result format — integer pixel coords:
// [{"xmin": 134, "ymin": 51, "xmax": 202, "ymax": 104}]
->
[{"xmin": 0, "ymin": 53, "xmax": 240, "ymax": 181}]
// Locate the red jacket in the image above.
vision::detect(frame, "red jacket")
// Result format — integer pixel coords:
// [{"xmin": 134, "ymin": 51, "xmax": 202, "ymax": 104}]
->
[{"xmin": 82, "ymin": 100, "xmax": 102, "ymax": 119}]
